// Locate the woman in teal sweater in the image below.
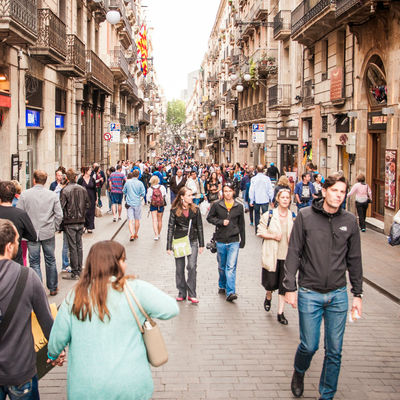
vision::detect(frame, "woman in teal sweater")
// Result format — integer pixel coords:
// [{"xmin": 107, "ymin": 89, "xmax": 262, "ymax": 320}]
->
[{"xmin": 47, "ymin": 240, "xmax": 179, "ymax": 400}]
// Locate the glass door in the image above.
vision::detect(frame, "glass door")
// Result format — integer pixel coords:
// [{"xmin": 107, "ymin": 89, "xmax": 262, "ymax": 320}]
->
[{"xmin": 371, "ymin": 131, "xmax": 385, "ymax": 219}]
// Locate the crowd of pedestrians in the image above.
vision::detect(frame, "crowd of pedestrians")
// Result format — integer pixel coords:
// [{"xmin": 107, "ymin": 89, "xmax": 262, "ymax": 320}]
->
[{"xmin": 0, "ymin": 151, "xmax": 370, "ymax": 400}]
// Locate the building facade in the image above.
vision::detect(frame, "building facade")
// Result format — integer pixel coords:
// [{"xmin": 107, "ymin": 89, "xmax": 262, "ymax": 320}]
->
[
  {"xmin": 185, "ymin": 0, "xmax": 400, "ymax": 231},
  {"xmin": 0, "ymin": 0, "xmax": 162, "ymax": 188}
]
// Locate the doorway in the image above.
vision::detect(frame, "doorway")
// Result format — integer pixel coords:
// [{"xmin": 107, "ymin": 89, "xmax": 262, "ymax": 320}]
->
[{"xmin": 370, "ymin": 131, "xmax": 386, "ymax": 219}]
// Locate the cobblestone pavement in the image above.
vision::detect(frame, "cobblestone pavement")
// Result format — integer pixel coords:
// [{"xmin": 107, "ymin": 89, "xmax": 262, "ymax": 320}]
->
[{"xmin": 40, "ymin": 202, "xmax": 400, "ymax": 399}]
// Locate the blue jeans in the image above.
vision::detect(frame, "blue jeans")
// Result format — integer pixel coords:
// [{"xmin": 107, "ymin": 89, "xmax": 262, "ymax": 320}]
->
[
  {"xmin": 254, "ymin": 203, "xmax": 269, "ymax": 233},
  {"xmin": 297, "ymin": 200, "xmax": 312, "ymax": 212},
  {"xmin": 27, "ymin": 237, "xmax": 58, "ymax": 291},
  {"xmin": 170, "ymin": 191, "xmax": 177, "ymax": 204},
  {"xmin": 62, "ymin": 232, "xmax": 69, "ymax": 269},
  {"xmin": 216, "ymin": 242, "xmax": 240, "ymax": 296},
  {"xmin": 294, "ymin": 287, "xmax": 348, "ymax": 400},
  {"xmin": 0, "ymin": 375, "xmax": 39, "ymax": 400}
]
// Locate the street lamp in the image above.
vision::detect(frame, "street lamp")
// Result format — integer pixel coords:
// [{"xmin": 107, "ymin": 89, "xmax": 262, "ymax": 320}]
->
[
  {"xmin": 230, "ymin": 73, "xmax": 237, "ymax": 81},
  {"xmin": 106, "ymin": 10, "xmax": 121, "ymax": 25},
  {"xmin": 122, "ymin": 137, "xmax": 128, "ymax": 144},
  {"xmin": 236, "ymin": 84, "xmax": 244, "ymax": 92},
  {"xmin": 211, "ymin": 111, "xmax": 216, "ymax": 117},
  {"xmin": 243, "ymin": 73, "xmax": 251, "ymax": 82}
]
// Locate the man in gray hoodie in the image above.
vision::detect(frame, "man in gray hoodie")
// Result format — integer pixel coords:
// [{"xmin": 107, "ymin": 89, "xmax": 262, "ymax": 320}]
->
[{"xmin": 0, "ymin": 219, "xmax": 62, "ymax": 399}]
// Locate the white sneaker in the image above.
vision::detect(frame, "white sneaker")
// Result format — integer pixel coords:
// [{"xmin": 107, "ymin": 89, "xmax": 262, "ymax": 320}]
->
[{"xmin": 154, "ymin": 236, "xmax": 159, "ymax": 241}]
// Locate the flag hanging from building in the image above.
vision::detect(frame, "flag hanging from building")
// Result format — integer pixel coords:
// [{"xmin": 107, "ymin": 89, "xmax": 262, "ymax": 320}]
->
[{"xmin": 137, "ymin": 24, "xmax": 148, "ymax": 76}]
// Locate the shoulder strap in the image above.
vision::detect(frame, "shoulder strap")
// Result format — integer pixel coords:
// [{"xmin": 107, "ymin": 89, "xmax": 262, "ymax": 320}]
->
[
  {"xmin": 0, "ymin": 265, "xmax": 29, "ymax": 341},
  {"xmin": 267, "ymin": 210, "xmax": 273, "ymax": 228},
  {"xmin": 124, "ymin": 282, "xmax": 153, "ymax": 333}
]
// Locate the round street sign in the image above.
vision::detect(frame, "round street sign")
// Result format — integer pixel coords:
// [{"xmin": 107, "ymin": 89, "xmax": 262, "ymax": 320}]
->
[{"xmin": 104, "ymin": 132, "xmax": 112, "ymax": 141}]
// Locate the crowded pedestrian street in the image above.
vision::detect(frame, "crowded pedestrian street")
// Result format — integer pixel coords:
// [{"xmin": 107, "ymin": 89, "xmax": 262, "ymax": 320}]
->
[
  {"xmin": 34, "ymin": 200, "xmax": 400, "ymax": 400},
  {"xmin": 2, "ymin": 0, "xmax": 400, "ymax": 399}
]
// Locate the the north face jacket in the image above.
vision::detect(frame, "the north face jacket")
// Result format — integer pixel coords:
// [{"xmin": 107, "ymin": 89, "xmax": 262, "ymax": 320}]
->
[{"xmin": 283, "ymin": 198, "xmax": 363, "ymax": 294}]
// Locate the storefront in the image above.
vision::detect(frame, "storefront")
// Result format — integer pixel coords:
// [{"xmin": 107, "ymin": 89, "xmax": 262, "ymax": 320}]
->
[{"xmin": 277, "ymin": 127, "xmax": 298, "ymax": 174}]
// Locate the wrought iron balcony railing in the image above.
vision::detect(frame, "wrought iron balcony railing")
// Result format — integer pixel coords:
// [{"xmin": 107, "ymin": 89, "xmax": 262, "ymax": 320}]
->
[
  {"xmin": 119, "ymin": 112, "xmax": 127, "ymax": 125},
  {"xmin": 335, "ymin": 0, "xmax": 359, "ymax": 17},
  {"xmin": 0, "ymin": 0, "xmax": 37, "ymax": 45},
  {"xmin": 30, "ymin": 8, "xmax": 66, "ymax": 64},
  {"xmin": 268, "ymin": 84, "xmax": 292, "ymax": 108},
  {"xmin": 120, "ymin": 73, "xmax": 139, "ymax": 99},
  {"xmin": 302, "ymin": 80, "xmax": 314, "ymax": 107},
  {"xmin": 291, "ymin": 0, "xmax": 335, "ymax": 36},
  {"xmin": 273, "ymin": 10, "xmax": 291, "ymax": 39},
  {"xmin": 86, "ymin": 50, "xmax": 114, "ymax": 94},
  {"xmin": 109, "ymin": 47, "xmax": 130, "ymax": 80},
  {"xmin": 139, "ymin": 110, "xmax": 150, "ymax": 124},
  {"xmin": 56, "ymin": 34, "xmax": 85, "ymax": 76}
]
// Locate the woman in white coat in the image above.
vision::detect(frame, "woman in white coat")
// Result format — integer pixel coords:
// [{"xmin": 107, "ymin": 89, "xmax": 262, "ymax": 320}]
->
[{"xmin": 257, "ymin": 188, "xmax": 295, "ymax": 325}]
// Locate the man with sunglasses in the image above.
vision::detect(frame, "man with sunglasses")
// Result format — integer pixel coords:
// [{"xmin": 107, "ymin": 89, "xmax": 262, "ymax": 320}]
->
[{"xmin": 207, "ymin": 181, "xmax": 246, "ymax": 302}]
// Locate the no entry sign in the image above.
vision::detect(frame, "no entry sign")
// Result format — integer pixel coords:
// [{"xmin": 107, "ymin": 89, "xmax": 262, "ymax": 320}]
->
[{"xmin": 104, "ymin": 132, "xmax": 112, "ymax": 141}]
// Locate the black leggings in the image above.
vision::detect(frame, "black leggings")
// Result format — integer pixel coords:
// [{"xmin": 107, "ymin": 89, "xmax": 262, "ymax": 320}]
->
[{"xmin": 355, "ymin": 201, "xmax": 369, "ymax": 229}]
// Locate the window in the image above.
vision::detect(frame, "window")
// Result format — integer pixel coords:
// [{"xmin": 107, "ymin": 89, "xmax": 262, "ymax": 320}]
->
[
  {"xmin": 321, "ymin": 40, "xmax": 328, "ymax": 81},
  {"xmin": 25, "ymin": 76, "xmax": 43, "ymax": 108},
  {"xmin": 55, "ymin": 88, "xmax": 67, "ymax": 113},
  {"xmin": 58, "ymin": 0, "xmax": 66, "ymax": 22}
]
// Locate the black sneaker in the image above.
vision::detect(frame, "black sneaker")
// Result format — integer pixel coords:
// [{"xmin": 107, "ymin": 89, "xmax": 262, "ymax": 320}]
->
[
  {"xmin": 291, "ymin": 370, "xmax": 304, "ymax": 398},
  {"xmin": 62, "ymin": 274, "xmax": 80, "ymax": 280},
  {"xmin": 226, "ymin": 293, "xmax": 238, "ymax": 302},
  {"xmin": 218, "ymin": 288, "xmax": 226, "ymax": 295}
]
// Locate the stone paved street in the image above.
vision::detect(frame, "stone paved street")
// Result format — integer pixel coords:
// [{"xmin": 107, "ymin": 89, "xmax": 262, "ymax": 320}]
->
[{"xmin": 40, "ymin": 202, "xmax": 400, "ymax": 399}]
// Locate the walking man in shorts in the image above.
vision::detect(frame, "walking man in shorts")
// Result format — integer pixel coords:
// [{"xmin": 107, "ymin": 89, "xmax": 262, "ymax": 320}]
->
[
  {"xmin": 123, "ymin": 170, "xmax": 145, "ymax": 241},
  {"xmin": 109, "ymin": 165, "xmax": 126, "ymax": 222}
]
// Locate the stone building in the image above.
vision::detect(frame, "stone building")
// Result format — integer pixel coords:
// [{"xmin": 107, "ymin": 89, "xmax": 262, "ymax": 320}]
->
[{"xmin": 0, "ymin": 0, "xmax": 161, "ymax": 188}]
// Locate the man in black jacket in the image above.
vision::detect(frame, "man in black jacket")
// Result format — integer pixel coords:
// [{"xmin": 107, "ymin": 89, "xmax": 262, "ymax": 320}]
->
[
  {"xmin": 283, "ymin": 173, "xmax": 363, "ymax": 400},
  {"xmin": 60, "ymin": 168, "xmax": 90, "ymax": 280},
  {"xmin": 207, "ymin": 181, "xmax": 245, "ymax": 302},
  {"xmin": 0, "ymin": 181, "xmax": 36, "ymax": 266}
]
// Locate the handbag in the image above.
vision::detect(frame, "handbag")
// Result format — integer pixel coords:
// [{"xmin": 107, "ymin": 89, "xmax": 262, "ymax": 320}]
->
[
  {"xmin": 171, "ymin": 219, "xmax": 192, "ymax": 258},
  {"xmin": 124, "ymin": 283, "xmax": 168, "ymax": 367},
  {"xmin": 32, "ymin": 303, "xmax": 58, "ymax": 379},
  {"xmin": 95, "ymin": 206, "xmax": 102, "ymax": 217}
]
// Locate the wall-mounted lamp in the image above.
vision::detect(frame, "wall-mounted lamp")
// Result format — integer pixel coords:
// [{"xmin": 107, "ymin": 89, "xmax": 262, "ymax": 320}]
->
[
  {"xmin": 236, "ymin": 84, "xmax": 244, "ymax": 92},
  {"xmin": 0, "ymin": 73, "xmax": 7, "ymax": 81},
  {"xmin": 230, "ymin": 73, "xmax": 238, "ymax": 81}
]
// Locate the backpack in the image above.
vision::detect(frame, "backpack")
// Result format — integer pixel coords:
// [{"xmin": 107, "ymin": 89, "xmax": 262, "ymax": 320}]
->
[{"xmin": 151, "ymin": 187, "xmax": 164, "ymax": 207}]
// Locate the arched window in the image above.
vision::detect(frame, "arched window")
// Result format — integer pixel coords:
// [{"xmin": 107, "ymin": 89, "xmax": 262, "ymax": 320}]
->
[{"xmin": 365, "ymin": 55, "xmax": 387, "ymax": 106}]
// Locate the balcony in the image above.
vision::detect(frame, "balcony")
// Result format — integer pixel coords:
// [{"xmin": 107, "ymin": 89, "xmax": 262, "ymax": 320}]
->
[
  {"xmin": 109, "ymin": 47, "xmax": 130, "ymax": 81},
  {"xmin": 268, "ymin": 84, "xmax": 291, "ymax": 113},
  {"xmin": 250, "ymin": 0, "xmax": 268, "ymax": 21},
  {"xmin": 0, "ymin": 0, "xmax": 37, "ymax": 45},
  {"xmin": 119, "ymin": 112, "xmax": 127, "ymax": 125},
  {"xmin": 255, "ymin": 102, "xmax": 266, "ymax": 119},
  {"xmin": 120, "ymin": 73, "xmax": 139, "ymax": 100},
  {"xmin": 139, "ymin": 110, "xmax": 150, "ymax": 125},
  {"xmin": 55, "ymin": 34, "xmax": 85, "ymax": 77},
  {"xmin": 226, "ymin": 90, "xmax": 238, "ymax": 106},
  {"xmin": 30, "ymin": 8, "xmax": 66, "ymax": 64},
  {"xmin": 273, "ymin": 10, "xmax": 291, "ymax": 40},
  {"xmin": 110, "ymin": 0, "xmax": 133, "ymax": 49},
  {"xmin": 86, "ymin": 50, "xmax": 114, "ymax": 94},
  {"xmin": 110, "ymin": 103, "xmax": 117, "ymax": 117},
  {"xmin": 291, "ymin": 0, "xmax": 336, "ymax": 46},
  {"xmin": 302, "ymin": 79, "xmax": 314, "ymax": 107},
  {"xmin": 335, "ymin": 0, "xmax": 375, "ymax": 24},
  {"xmin": 87, "ymin": 0, "xmax": 106, "ymax": 22},
  {"xmin": 230, "ymin": 54, "xmax": 240, "ymax": 66},
  {"xmin": 252, "ymin": 48, "xmax": 278, "ymax": 77}
]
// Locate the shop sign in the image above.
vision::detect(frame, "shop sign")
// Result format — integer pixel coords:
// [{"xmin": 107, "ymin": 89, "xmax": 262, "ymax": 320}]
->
[
  {"xmin": 239, "ymin": 140, "xmax": 248, "ymax": 148},
  {"xmin": 11, "ymin": 154, "xmax": 19, "ymax": 181},
  {"xmin": 252, "ymin": 124, "xmax": 265, "ymax": 143},
  {"xmin": 55, "ymin": 114, "xmax": 64, "ymax": 129},
  {"xmin": 330, "ymin": 67, "xmax": 344, "ymax": 102},
  {"xmin": 110, "ymin": 122, "xmax": 121, "ymax": 143},
  {"xmin": 0, "ymin": 93, "xmax": 11, "ymax": 108},
  {"xmin": 368, "ymin": 111, "xmax": 387, "ymax": 130},
  {"xmin": 26, "ymin": 108, "xmax": 40, "ymax": 128},
  {"xmin": 385, "ymin": 149, "xmax": 397, "ymax": 210}
]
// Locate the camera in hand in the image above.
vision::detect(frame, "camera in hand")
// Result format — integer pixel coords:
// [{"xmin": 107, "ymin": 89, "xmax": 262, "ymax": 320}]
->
[{"xmin": 206, "ymin": 237, "xmax": 217, "ymax": 253}]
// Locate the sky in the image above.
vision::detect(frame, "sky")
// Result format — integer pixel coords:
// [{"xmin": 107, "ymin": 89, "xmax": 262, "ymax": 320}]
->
[{"xmin": 143, "ymin": 0, "xmax": 220, "ymax": 101}]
